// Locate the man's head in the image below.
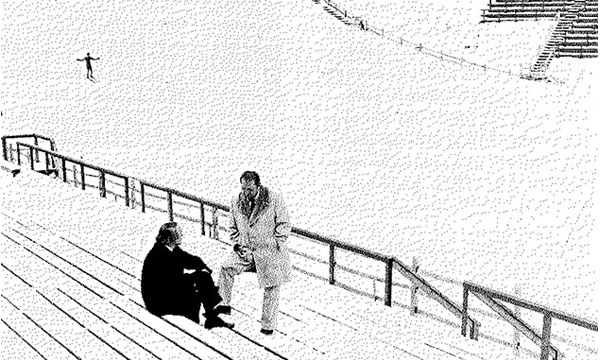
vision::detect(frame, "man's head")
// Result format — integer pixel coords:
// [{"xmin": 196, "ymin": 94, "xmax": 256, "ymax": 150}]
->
[
  {"xmin": 87, "ymin": 52, "xmax": 90, "ymax": 56},
  {"xmin": 240, "ymin": 171, "xmax": 261, "ymax": 199},
  {"xmin": 155, "ymin": 221, "xmax": 182, "ymax": 247}
]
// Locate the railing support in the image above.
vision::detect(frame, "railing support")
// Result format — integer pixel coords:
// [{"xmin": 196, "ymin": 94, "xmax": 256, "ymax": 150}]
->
[
  {"xmin": 141, "ymin": 183, "xmax": 146, "ymax": 213},
  {"xmin": 200, "ymin": 203, "xmax": 205, "ymax": 236},
  {"xmin": 43, "ymin": 152, "xmax": 49, "ymax": 173},
  {"xmin": 74, "ymin": 164, "xmax": 79, "ymax": 187},
  {"xmin": 462, "ymin": 285, "xmax": 470, "ymax": 337},
  {"xmin": 99, "ymin": 172, "xmax": 106, "ymax": 198},
  {"xmin": 167, "ymin": 192, "xmax": 173, "ymax": 221},
  {"xmin": 211, "ymin": 207, "xmax": 219, "ymax": 240},
  {"xmin": 62, "ymin": 158, "xmax": 67, "ymax": 182},
  {"xmin": 410, "ymin": 257, "xmax": 419, "ymax": 314},
  {"xmin": 384, "ymin": 257, "xmax": 393, "ymax": 306},
  {"xmin": 2, "ymin": 137, "xmax": 7, "ymax": 161},
  {"xmin": 17, "ymin": 143, "xmax": 21, "ymax": 165},
  {"xmin": 29, "ymin": 147, "xmax": 35, "ymax": 170},
  {"xmin": 124, "ymin": 178, "xmax": 129, "ymax": 207},
  {"xmin": 80, "ymin": 163, "xmax": 85, "ymax": 190},
  {"xmin": 541, "ymin": 312, "xmax": 554, "ymax": 360},
  {"xmin": 329, "ymin": 244, "xmax": 336, "ymax": 285},
  {"xmin": 34, "ymin": 135, "xmax": 39, "ymax": 163}
]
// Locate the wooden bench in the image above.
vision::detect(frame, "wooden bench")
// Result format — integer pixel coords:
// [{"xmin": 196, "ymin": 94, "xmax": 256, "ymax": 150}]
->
[{"xmin": 1, "ymin": 215, "xmax": 323, "ymax": 360}]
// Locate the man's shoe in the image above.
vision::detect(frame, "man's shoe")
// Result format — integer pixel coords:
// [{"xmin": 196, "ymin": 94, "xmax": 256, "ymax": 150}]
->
[
  {"xmin": 260, "ymin": 328, "xmax": 274, "ymax": 335},
  {"xmin": 204, "ymin": 316, "xmax": 234, "ymax": 330},
  {"xmin": 213, "ymin": 305, "xmax": 232, "ymax": 315}
]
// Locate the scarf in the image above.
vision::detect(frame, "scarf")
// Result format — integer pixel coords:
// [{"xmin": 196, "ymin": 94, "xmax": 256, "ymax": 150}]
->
[{"xmin": 237, "ymin": 186, "xmax": 270, "ymax": 220}]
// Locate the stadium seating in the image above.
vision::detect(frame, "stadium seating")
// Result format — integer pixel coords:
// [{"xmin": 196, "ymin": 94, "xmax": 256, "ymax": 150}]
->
[{"xmin": 482, "ymin": 0, "xmax": 598, "ymax": 61}]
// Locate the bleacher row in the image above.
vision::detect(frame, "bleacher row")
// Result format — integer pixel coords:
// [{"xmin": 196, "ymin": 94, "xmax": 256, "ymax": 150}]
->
[
  {"xmin": 2, "ymin": 169, "xmax": 524, "ymax": 360},
  {"xmin": 482, "ymin": 0, "xmax": 598, "ymax": 58}
]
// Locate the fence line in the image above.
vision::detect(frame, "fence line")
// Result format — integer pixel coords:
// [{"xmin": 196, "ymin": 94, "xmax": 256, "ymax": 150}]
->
[{"xmin": 320, "ymin": 0, "xmax": 550, "ymax": 81}]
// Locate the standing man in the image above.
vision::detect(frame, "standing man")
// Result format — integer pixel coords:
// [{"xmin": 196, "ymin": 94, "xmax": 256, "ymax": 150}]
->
[
  {"xmin": 218, "ymin": 171, "xmax": 291, "ymax": 335},
  {"xmin": 76, "ymin": 52, "xmax": 100, "ymax": 79},
  {"xmin": 142, "ymin": 222, "xmax": 234, "ymax": 329}
]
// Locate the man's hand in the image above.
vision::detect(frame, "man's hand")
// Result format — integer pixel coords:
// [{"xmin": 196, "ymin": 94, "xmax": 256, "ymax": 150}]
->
[{"xmin": 233, "ymin": 244, "xmax": 251, "ymax": 259}]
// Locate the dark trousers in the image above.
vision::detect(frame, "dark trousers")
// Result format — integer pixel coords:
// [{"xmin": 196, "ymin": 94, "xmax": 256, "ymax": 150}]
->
[{"xmin": 180, "ymin": 270, "xmax": 223, "ymax": 323}]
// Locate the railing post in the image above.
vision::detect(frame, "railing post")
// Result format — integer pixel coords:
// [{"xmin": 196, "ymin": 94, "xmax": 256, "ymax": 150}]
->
[
  {"xmin": 29, "ymin": 147, "xmax": 35, "ymax": 170},
  {"xmin": 540, "ymin": 312, "xmax": 553, "ymax": 360},
  {"xmin": 73, "ymin": 164, "xmax": 79, "ymax": 187},
  {"xmin": 167, "ymin": 192, "xmax": 173, "ymax": 221},
  {"xmin": 49, "ymin": 140, "xmax": 56, "ymax": 168},
  {"xmin": 514, "ymin": 284, "xmax": 522, "ymax": 356},
  {"xmin": 9, "ymin": 144, "xmax": 14, "ymax": 163},
  {"xmin": 17, "ymin": 143, "xmax": 21, "ymax": 165},
  {"xmin": 43, "ymin": 152, "xmax": 49, "ymax": 173},
  {"xmin": 329, "ymin": 244, "xmax": 336, "ymax": 285},
  {"xmin": 80, "ymin": 163, "xmax": 85, "ymax": 190},
  {"xmin": 99, "ymin": 171, "xmax": 106, "ymax": 198},
  {"xmin": 34, "ymin": 136, "xmax": 39, "ymax": 163},
  {"xmin": 410, "ymin": 257, "xmax": 419, "ymax": 314},
  {"xmin": 384, "ymin": 257, "xmax": 393, "ymax": 306},
  {"xmin": 130, "ymin": 179, "xmax": 136, "ymax": 209},
  {"xmin": 211, "ymin": 207, "xmax": 218, "ymax": 240},
  {"xmin": 200, "ymin": 203, "xmax": 205, "ymax": 236},
  {"xmin": 124, "ymin": 178, "xmax": 130, "ymax": 207},
  {"xmin": 140, "ymin": 183, "xmax": 146, "ymax": 213},
  {"xmin": 462, "ymin": 284, "xmax": 469, "ymax": 337},
  {"xmin": 62, "ymin": 158, "xmax": 67, "ymax": 182},
  {"xmin": 2, "ymin": 137, "xmax": 7, "ymax": 161}
]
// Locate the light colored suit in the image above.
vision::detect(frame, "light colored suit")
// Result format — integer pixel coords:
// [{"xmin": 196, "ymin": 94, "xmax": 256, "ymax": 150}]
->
[{"xmin": 218, "ymin": 186, "xmax": 291, "ymax": 330}]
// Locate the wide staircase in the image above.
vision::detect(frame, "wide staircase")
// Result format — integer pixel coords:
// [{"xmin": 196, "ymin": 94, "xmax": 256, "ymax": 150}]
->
[
  {"xmin": 2, "ymin": 135, "xmax": 597, "ymax": 360},
  {"xmin": 481, "ymin": 0, "xmax": 598, "ymax": 79}
]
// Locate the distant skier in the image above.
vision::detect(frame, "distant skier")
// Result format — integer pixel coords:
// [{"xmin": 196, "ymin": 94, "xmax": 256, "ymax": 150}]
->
[{"xmin": 77, "ymin": 53, "xmax": 100, "ymax": 79}]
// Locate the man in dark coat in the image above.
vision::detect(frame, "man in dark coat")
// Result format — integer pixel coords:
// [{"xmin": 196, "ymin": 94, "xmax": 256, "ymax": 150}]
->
[{"xmin": 141, "ymin": 222, "xmax": 233, "ymax": 329}]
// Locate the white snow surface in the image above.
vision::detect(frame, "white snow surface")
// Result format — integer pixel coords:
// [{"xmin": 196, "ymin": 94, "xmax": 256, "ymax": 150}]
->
[{"xmin": 1, "ymin": 0, "xmax": 598, "ymax": 321}]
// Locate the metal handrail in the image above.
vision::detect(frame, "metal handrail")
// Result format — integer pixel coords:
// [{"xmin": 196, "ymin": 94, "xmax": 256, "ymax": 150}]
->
[
  {"xmin": 15, "ymin": 142, "xmax": 130, "ymax": 206},
  {"xmin": 6, "ymin": 140, "xmax": 515, "ymax": 344},
  {"xmin": 3, "ymin": 134, "xmax": 56, "ymax": 166},
  {"xmin": 462, "ymin": 281, "xmax": 598, "ymax": 360},
  {"xmin": 394, "ymin": 258, "xmax": 481, "ymax": 339}
]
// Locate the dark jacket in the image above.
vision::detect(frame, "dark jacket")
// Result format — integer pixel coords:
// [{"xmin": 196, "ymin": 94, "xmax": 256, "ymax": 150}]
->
[{"xmin": 141, "ymin": 243, "xmax": 208, "ymax": 318}]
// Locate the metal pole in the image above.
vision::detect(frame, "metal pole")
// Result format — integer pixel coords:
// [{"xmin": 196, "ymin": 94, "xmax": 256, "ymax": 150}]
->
[
  {"xmin": 514, "ymin": 284, "xmax": 522, "ymax": 356},
  {"xmin": 125, "ymin": 178, "xmax": 130, "ymax": 207},
  {"xmin": 80, "ymin": 163, "xmax": 85, "ymax": 190},
  {"xmin": 212, "ymin": 207, "xmax": 218, "ymax": 240},
  {"xmin": 45, "ymin": 152, "xmax": 49, "ymax": 173},
  {"xmin": 540, "ymin": 312, "xmax": 553, "ymax": 360},
  {"xmin": 168, "ymin": 192, "xmax": 173, "ymax": 221},
  {"xmin": 384, "ymin": 257, "xmax": 393, "ymax": 306},
  {"xmin": 200, "ymin": 203, "xmax": 205, "ymax": 236},
  {"xmin": 130, "ymin": 179, "xmax": 136, "ymax": 209},
  {"xmin": 73, "ymin": 164, "xmax": 79, "ymax": 187},
  {"xmin": 50, "ymin": 141, "xmax": 56, "ymax": 168},
  {"xmin": 34, "ymin": 136, "xmax": 39, "ymax": 163},
  {"xmin": 410, "ymin": 257, "xmax": 419, "ymax": 314},
  {"xmin": 62, "ymin": 158, "xmax": 67, "ymax": 182},
  {"xmin": 141, "ymin": 183, "xmax": 146, "ymax": 213},
  {"xmin": 329, "ymin": 244, "xmax": 336, "ymax": 285},
  {"xmin": 461, "ymin": 285, "xmax": 469, "ymax": 337},
  {"xmin": 17, "ymin": 143, "xmax": 21, "ymax": 165},
  {"xmin": 29, "ymin": 147, "xmax": 35, "ymax": 170},
  {"xmin": 2, "ymin": 137, "xmax": 6, "ymax": 161},
  {"xmin": 99, "ymin": 172, "xmax": 106, "ymax": 198}
]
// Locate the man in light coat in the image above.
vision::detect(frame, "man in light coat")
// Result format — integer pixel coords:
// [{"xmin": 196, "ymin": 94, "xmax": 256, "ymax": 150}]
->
[{"xmin": 218, "ymin": 171, "xmax": 291, "ymax": 335}]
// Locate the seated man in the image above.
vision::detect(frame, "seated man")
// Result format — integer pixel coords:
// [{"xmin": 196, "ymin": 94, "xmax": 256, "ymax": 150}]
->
[{"xmin": 141, "ymin": 222, "xmax": 233, "ymax": 329}]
